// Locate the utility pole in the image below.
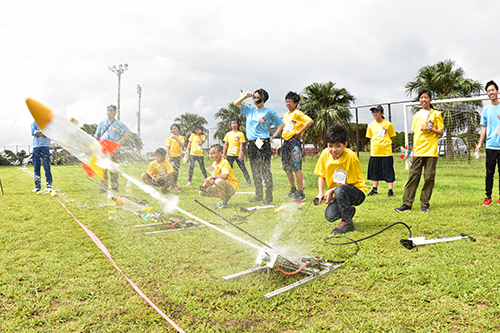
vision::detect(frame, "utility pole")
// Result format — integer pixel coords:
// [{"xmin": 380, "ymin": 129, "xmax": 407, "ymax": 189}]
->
[
  {"xmin": 108, "ymin": 63, "xmax": 128, "ymax": 120},
  {"xmin": 137, "ymin": 84, "xmax": 141, "ymax": 138}
]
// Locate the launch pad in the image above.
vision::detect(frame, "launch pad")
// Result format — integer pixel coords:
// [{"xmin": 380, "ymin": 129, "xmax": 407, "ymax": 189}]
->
[{"xmin": 223, "ymin": 248, "xmax": 341, "ymax": 299}]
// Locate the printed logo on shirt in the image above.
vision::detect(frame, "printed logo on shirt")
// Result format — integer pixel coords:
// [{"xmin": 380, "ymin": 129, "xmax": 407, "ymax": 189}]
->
[
  {"xmin": 259, "ymin": 116, "xmax": 266, "ymax": 124},
  {"xmin": 235, "ymin": 136, "xmax": 240, "ymax": 141}
]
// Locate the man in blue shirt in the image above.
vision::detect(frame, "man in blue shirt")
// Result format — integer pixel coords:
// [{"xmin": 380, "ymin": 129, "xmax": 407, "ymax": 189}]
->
[
  {"xmin": 235, "ymin": 89, "xmax": 284, "ymax": 204},
  {"xmin": 476, "ymin": 80, "xmax": 500, "ymax": 206},
  {"xmin": 95, "ymin": 104, "xmax": 131, "ymax": 192},
  {"xmin": 31, "ymin": 121, "xmax": 53, "ymax": 192}
]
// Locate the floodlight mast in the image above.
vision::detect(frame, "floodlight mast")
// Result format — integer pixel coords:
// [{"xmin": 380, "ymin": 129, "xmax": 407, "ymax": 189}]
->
[
  {"xmin": 108, "ymin": 63, "xmax": 128, "ymax": 120},
  {"xmin": 137, "ymin": 84, "xmax": 141, "ymax": 140},
  {"xmin": 402, "ymin": 95, "xmax": 491, "ymax": 170}
]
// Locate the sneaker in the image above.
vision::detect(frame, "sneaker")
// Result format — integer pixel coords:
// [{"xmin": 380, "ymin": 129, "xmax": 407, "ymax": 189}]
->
[
  {"xmin": 186, "ymin": 181, "xmax": 192, "ymax": 186},
  {"xmin": 171, "ymin": 185, "xmax": 181, "ymax": 190},
  {"xmin": 213, "ymin": 202, "xmax": 228, "ymax": 210},
  {"xmin": 31, "ymin": 188, "xmax": 41, "ymax": 193},
  {"xmin": 387, "ymin": 191, "xmax": 394, "ymax": 197},
  {"xmin": 331, "ymin": 221, "xmax": 355, "ymax": 234},
  {"xmin": 247, "ymin": 196, "xmax": 263, "ymax": 203},
  {"xmin": 421, "ymin": 206, "xmax": 430, "ymax": 212},
  {"xmin": 482, "ymin": 197, "xmax": 492, "ymax": 206},
  {"xmin": 262, "ymin": 198, "xmax": 273, "ymax": 205},
  {"xmin": 284, "ymin": 190, "xmax": 297, "ymax": 199},
  {"xmin": 367, "ymin": 189, "xmax": 378, "ymax": 196},
  {"xmin": 293, "ymin": 192, "xmax": 306, "ymax": 202},
  {"xmin": 395, "ymin": 204, "xmax": 411, "ymax": 212}
]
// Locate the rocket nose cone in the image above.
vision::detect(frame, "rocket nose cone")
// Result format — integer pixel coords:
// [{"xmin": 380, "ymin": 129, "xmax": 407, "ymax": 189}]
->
[{"xmin": 25, "ymin": 98, "xmax": 54, "ymax": 130}]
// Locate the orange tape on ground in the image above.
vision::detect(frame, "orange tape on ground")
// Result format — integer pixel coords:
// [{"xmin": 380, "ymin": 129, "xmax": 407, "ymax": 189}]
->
[{"xmin": 54, "ymin": 197, "xmax": 185, "ymax": 333}]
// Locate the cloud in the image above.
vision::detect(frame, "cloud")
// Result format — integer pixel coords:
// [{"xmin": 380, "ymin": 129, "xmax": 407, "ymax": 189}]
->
[{"xmin": 2, "ymin": 0, "xmax": 500, "ymax": 153}]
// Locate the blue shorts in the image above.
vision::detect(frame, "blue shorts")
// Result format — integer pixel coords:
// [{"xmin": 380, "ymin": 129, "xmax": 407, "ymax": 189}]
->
[{"xmin": 281, "ymin": 136, "xmax": 302, "ymax": 172}]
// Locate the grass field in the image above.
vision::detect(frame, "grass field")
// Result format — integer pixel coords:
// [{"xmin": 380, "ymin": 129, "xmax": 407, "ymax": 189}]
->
[{"xmin": 1, "ymin": 153, "xmax": 499, "ymax": 332}]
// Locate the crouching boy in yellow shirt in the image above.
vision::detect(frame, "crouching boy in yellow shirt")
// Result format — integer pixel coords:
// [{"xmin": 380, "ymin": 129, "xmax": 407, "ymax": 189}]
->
[
  {"xmin": 200, "ymin": 144, "xmax": 239, "ymax": 210},
  {"xmin": 141, "ymin": 148, "xmax": 174, "ymax": 194},
  {"xmin": 314, "ymin": 124, "xmax": 367, "ymax": 234}
]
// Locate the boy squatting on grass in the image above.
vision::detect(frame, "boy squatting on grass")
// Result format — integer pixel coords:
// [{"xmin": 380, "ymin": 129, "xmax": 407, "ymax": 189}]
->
[
  {"xmin": 314, "ymin": 124, "xmax": 367, "ymax": 234},
  {"xmin": 199, "ymin": 144, "xmax": 240, "ymax": 210},
  {"xmin": 140, "ymin": 148, "xmax": 174, "ymax": 194}
]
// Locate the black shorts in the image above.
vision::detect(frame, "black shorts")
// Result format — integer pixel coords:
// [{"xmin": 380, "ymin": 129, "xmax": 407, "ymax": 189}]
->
[
  {"xmin": 367, "ymin": 156, "xmax": 395, "ymax": 182},
  {"xmin": 281, "ymin": 136, "xmax": 302, "ymax": 172}
]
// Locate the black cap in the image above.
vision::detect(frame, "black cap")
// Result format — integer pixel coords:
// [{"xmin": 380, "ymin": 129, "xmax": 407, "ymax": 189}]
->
[{"xmin": 370, "ymin": 105, "xmax": 384, "ymax": 112}]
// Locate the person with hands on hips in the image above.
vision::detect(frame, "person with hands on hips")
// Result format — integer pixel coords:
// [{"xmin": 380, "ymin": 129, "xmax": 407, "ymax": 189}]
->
[
  {"xmin": 281, "ymin": 91, "xmax": 314, "ymax": 202},
  {"xmin": 314, "ymin": 124, "xmax": 367, "ymax": 235}
]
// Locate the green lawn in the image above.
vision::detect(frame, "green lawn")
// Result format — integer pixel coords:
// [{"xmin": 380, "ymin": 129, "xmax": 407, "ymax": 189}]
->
[{"xmin": 1, "ymin": 153, "xmax": 499, "ymax": 332}]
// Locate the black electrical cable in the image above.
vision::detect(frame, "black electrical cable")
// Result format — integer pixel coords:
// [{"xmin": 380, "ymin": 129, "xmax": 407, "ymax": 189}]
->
[
  {"xmin": 321, "ymin": 222, "xmax": 415, "ymax": 263},
  {"xmin": 324, "ymin": 221, "xmax": 412, "ymax": 246}
]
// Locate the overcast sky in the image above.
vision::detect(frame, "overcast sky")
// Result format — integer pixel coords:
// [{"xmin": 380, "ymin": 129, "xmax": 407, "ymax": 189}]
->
[{"xmin": 1, "ymin": 0, "xmax": 498, "ymax": 153}]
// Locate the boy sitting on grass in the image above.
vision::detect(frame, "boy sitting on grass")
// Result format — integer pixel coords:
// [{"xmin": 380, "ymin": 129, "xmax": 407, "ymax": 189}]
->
[
  {"xmin": 199, "ymin": 144, "xmax": 239, "ymax": 209},
  {"xmin": 141, "ymin": 148, "xmax": 174, "ymax": 194},
  {"xmin": 314, "ymin": 124, "xmax": 367, "ymax": 234}
]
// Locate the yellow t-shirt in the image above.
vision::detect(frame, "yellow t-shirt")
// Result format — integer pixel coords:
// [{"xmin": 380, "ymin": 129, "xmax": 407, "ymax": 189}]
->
[
  {"xmin": 165, "ymin": 135, "xmax": 185, "ymax": 158},
  {"xmin": 314, "ymin": 148, "xmax": 367, "ymax": 195},
  {"xmin": 282, "ymin": 109, "xmax": 312, "ymax": 141},
  {"xmin": 411, "ymin": 109, "xmax": 444, "ymax": 157},
  {"xmin": 212, "ymin": 158, "xmax": 239, "ymax": 191},
  {"xmin": 366, "ymin": 119, "xmax": 396, "ymax": 156},
  {"xmin": 147, "ymin": 159, "xmax": 174, "ymax": 178},
  {"xmin": 188, "ymin": 133, "xmax": 206, "ymax": 156},
  {"xmin": 223, "ymin": 131, "xmax": 246, "ymax": 156}
]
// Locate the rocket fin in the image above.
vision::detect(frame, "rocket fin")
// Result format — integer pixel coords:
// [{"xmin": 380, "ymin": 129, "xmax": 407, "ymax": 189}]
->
[
  {"xmin": 101, "ymin": 139, "xmax": 121, "ymax": 155},
  {"xmin": 88, "ymin": 156, "xmax": 105, "ymax": 180},
  {"xmin": 81, "ymin": 162, "xmax": 96, "ymax": 178}
]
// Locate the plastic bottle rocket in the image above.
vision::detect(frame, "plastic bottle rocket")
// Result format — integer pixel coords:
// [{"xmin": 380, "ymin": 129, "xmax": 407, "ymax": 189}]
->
[
  {"xmin": 126, "ymin": 181, "xmax": 132, "ymax": 195},
  {"xmin": 25, "ymin": 98, "xmax": 121, "ymax": 180},
  {"xmin": 107, "ymin": 190, "xmax": 117, "ymax": 220}
]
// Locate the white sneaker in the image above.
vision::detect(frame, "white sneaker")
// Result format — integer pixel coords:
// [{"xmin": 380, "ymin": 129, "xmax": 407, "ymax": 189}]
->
[{"xmin": 31, "ymin": 188, "xmax": 40, "ymax": 193}]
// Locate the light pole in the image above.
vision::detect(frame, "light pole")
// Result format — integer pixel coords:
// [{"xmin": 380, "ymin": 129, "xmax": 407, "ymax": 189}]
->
[
  {"xmin": 108, "ymin": 63, "xmax": 128, "ymax": 120},
  {"xmin": 137, "ymin": 84, "xmax": 141, "ymax": 139}
]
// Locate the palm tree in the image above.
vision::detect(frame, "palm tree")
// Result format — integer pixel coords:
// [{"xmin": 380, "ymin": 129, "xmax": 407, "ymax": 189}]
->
[
  {"xmin": 405, "ymin": 59, "xmax": 483, "ymax": 157},
  {"xmin": 299, "ymin": 82, "xmax": 355, "ymax": 148},
  {"xmin": 213, "ymin": 103, "xmax": 247, "ymax": 142},
  {"xmin": 174, "ymin": 112, "xmax": 208, "ymax": 137}
]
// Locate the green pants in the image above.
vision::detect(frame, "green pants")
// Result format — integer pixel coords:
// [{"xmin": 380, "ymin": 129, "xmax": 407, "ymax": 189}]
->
[{"xmin": 402, "ymin": 157, "xmax": 437, "ymax": 209}]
